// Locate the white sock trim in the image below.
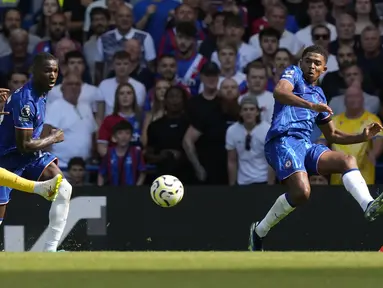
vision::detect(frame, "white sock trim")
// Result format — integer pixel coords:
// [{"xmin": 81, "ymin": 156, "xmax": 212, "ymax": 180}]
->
[{"xmin": 342, "ymin": 169, "xmax": 373, "ymax": 211}]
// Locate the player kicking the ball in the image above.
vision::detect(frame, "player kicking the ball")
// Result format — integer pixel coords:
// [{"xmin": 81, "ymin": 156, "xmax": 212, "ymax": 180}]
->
[
  {"xmin": 249, "ymin": 45, "xmax": 383, "ymax": 251},
  {"xmin": 0, "ymin": 89, "xmax": 62, "ymax": 201},
  {"xmin": 0, "ymin": 53, "xmax": 72, "ymax": 252}
]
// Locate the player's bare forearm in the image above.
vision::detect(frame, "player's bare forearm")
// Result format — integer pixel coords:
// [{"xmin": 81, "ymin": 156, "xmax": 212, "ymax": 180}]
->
[
  {"xmin": 326, "ymin": 129, "xmax": 366, "ymax": 145},
  {"xmin": 15, "ymin": 129, "xmax": 57, "ymax": 152},
  {"xmin": 274, "ymin": 82, "xmax": 313, "ymax": 109}
]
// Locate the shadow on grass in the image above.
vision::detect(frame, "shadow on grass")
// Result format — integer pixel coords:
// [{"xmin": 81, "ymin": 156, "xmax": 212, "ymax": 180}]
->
[{"xmin": 1, "ymin": 268, "xmax": 383, "ymax": 288}]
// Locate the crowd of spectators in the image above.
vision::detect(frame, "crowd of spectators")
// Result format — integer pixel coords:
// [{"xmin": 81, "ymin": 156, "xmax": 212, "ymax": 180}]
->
[{"xmin": 2, "ymin": 0, "xmax": 383, "ymax": 187}]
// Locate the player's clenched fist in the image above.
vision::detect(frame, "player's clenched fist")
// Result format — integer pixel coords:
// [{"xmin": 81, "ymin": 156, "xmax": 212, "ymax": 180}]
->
[
  {"xmin": 362, "ymin": 122, "xmax": 383, "ymax": 140},
  {"xmin": 52, "ymin": 129, "xmax": 64, "ymax": 143},
  {"xmin": 0, "ymin": 88, "xmax": 10, "ymax": 102},
  {"xmin": 0, "ymin": 88, "xmax": 10, "ymax": 115},
  {"xmin": 310, "ymin": 102, "xmax": 333, "ymax": 114}
]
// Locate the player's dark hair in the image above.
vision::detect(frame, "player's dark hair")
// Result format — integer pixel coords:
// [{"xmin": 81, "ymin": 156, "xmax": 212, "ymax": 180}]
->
[
  {"xmin": 112, "ymin": 120, "xmax": 133, "ymax": 135},
  {"xmin": 68, "ymin": 157, "xmax": 86, "ymax": 170},
  {"xmin": 301, "ymin": 45, "xmax": 328, "ymax": 63},
  {"xmin": 259, "ymin": 27, "xmax": 281, "ymax": 42},
  {"xmin": 113, "ymin": 50, "xmax": 130, "ymax": 61},
  {"xmin": 175, "ymin": 21, "xmax": 197, "ymax": 38},
  {"xmin": 90, "ymin": 7, "xmax": 110, "ymax": 21},
  {"xmin": 311, "ymin": 24, "xmax": 330, "ymax": 38},
  {"xmin": 32, "ymin": 52, "xmax": 57, "ymax": 73},
  {"xmin": 113, "ymin": 83, "xmax": 141, "ymax": 119},
  {"xmin": 223, "ymin": 13, "xmax": 242, "ymax": 28},
  {"xmin": 64, "ymin": 50, "xmax": 85, "ymax": 64}
]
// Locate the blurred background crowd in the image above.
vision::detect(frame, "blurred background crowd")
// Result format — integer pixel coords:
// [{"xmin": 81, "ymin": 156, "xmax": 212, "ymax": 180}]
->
[{"xmin": 2, "ymin": 0, "xmax": 383, "ymax": 187}]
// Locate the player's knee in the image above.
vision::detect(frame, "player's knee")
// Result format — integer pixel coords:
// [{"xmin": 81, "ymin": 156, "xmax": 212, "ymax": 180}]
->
[
  {"xmin": 291, "ymin": 183, "xmax": 311, "ymax": 206},
  {"xmin": 342, "ymin": 155, "xmax": 358, "ymax": 171},
  {"xmin": 58, "ymin": 179, "xmax": 72, "ymax": 202}
]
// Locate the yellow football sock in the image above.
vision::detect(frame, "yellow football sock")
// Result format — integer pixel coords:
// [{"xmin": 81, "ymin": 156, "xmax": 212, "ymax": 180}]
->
[{"xmin": 0, "ymin": 168, "xmax": 35, "ymax": 193}]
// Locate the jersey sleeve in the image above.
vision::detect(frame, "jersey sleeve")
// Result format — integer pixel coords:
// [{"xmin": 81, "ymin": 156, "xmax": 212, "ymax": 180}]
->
[
  {"xmin": 225, "ymin": 126, "xmax": 236, "ymax": 150},
  {"xmin": 12, "ymin": 95, "xmax": 36, "ymax": 130},
  {"xmin": 315, "ymin": 112, "xmax": 332, "ymax": 125},
  {"xmin": 280, "ymin": 66, "xmax": 299, "ymax": 87}
]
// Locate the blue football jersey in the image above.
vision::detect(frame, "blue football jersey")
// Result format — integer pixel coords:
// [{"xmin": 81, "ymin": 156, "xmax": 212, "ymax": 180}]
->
[
  {"xmin": 0, "ymin": 81, "xmax": 46, "ymax": 156},
  {"xmin": 266, "ymin": 65, "xmax": 330, "ymax": 143}
]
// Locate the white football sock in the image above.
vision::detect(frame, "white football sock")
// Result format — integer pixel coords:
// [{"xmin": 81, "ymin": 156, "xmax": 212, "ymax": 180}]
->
[
  {"xmin": 43, "ymin": 178, "xmax": 72, "ymax": 252},
  {"xmin": 255, "ymin": 194, "xmax": 295, "ymax": 238},
  {"xmin": 342, "ymin": 169, "xmax": 373, "ymax": 211}
]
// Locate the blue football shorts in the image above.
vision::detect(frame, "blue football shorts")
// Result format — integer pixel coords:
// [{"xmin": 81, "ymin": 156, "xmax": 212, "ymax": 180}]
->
[
  {"xmin": 264, "ymin": 135, "xmax": 330, "ymax": 181},
  {"xmin": 0, "ymin": 151, "xmax": 57, "ymax": 204}
]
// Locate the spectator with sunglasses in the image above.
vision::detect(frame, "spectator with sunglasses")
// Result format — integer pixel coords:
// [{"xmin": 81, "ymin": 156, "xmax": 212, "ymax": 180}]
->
[
  {"xmin": 311, "ymin": 24, "xmax": 338, "ymax": 82},
  {"xmin": 226, "ymin": 96, "xmax": 274, "ymax": 186},
  {"xmin": 295, "ymin": 0, "xmax": 337, "ymax": 47}
]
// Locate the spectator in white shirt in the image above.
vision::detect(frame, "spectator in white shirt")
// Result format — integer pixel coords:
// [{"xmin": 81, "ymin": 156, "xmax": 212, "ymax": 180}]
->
[
  {"xmin": 249, "ymin": 3, "xmax": 304, "ymax": 56},
  {"xmin": 295, "ymin": 0, "xmax": 337, "ymax": 47},
  {"xmin": 241, "ymin": 62, "xmax": 274, "ymax": 124},
  {"xmin": 311, "ymin": 24, "xmax": 338, "ymax": 81},
  {"xmin": 211, "ymin": 14, "xmax": 259, "ymax": 72},
  {"xmin": 83, "ymin": 0, "xmax": 132, "ymax": 35},
  {"xmin": 226, "ymin": 96, "xmax": 274, "ymax": 185},
  {"xmin": 255, "ymin": 27, "xmax": 280, "ymax": 77},
  {"xmin": 96, "ymin": 51, "xmax": 146, "ymax": 124},
  {"xmin": 45, "ymin": 74, "xmax": 98, "ymax": 168},
  {"xmin": 201, "ymin": 41, "xmax": 247, "ymax": 95}
]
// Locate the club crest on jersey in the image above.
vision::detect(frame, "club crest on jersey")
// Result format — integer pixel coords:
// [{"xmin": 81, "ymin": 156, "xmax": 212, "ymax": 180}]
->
[
  {"xmin": 285, "ymin": 160, "xmax": 292, "ymax": 168},
  {"xmin": 20, "ymin": 105, "xmax": 31, "ymax": 120}
]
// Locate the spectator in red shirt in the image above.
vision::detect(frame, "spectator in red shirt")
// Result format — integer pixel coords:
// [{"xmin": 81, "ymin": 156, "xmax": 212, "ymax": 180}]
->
[
  {"xmin": 97, "ymin": 83, "xmax": 142, "ymax": 157},
  {"xmin": 141, "ymin": 79, "xmax": 171, "ymax": 147}
]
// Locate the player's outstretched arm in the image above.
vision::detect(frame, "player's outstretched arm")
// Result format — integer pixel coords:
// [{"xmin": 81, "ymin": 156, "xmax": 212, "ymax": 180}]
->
[
  {"xmin": 274, "ymin": 80, "xmax": 333, "ymax": 114},
  {"xmin": 319, "ymin": 120, "xmax": 383, "ymax": 145},
  {"xmin": 15, "ymin": 128, "xmax": 64, "ymax": 152}
]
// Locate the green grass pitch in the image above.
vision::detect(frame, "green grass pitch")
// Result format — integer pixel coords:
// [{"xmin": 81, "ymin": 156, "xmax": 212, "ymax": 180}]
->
[{"xmin": 1, "ymin": 252, "xmax": 383, "ymax": 288}]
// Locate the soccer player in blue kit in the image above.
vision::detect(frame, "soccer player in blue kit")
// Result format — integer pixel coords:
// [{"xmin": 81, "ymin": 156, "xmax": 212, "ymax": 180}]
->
[
  {"xmin": 249, "ymin": 45, "xmax": 383, "ymax": 251},
  {"xmin": 0, "ymin": 52, "xmax": 72, "ymax": 252}
]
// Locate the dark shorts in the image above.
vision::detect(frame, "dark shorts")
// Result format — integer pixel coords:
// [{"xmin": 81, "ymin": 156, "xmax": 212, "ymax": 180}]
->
[
  {"xmin": 0, "ymin": 151, "xmax": 57, "ymax": 204},
  {"xmin": 264, "ymin": 135, "xmax": 329, "ymax": 181}
]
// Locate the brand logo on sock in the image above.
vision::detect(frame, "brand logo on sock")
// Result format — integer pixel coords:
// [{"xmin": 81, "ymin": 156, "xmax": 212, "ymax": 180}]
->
[{"xmin": 285, "ymin": 160, "xmax": 292, "ymax": 168}]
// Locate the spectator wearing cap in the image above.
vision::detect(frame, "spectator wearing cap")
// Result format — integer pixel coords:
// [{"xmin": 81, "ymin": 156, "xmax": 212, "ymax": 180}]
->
[
  {"xmin": 211, "ymin": 14, "xmax": 259, "ymax": 72},
  {"xmin": 183, "ymin": 61, "xmax": 236, "ymax": 185},
  {"xmin": 226, "ymin": 96, "xmax": 274, "ymax": 185}
]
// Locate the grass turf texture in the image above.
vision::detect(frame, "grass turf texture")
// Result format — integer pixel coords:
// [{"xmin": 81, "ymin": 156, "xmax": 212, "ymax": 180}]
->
[{"xmin": 1, "ymin": 252, "xmax": 383, "ymax": 287}]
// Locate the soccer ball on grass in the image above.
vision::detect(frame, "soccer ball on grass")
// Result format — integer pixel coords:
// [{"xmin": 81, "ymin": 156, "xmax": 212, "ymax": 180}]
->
[{"xmin": 150, "ymin": 175, "xmax": 184, "ymax": 207}]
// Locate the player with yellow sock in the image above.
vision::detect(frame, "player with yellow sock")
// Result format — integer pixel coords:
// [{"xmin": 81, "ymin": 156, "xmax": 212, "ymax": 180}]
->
[
  {"xmin": 0, "ymin": 168, "xmax": 62, "ymax": 201},
  {"xmin": 0, "ymin": 88, "xmax": 61, "ymax": 201}
]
